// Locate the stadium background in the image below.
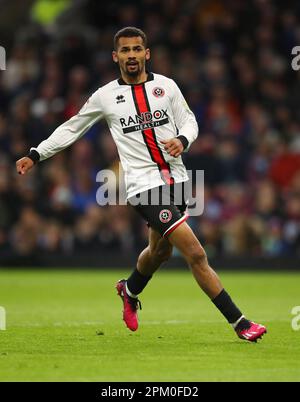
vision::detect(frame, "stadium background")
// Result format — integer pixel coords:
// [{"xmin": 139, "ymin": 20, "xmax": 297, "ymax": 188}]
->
[{"xmin": 0, "ymin": 0, "xmax": 300, "ymax": 268}]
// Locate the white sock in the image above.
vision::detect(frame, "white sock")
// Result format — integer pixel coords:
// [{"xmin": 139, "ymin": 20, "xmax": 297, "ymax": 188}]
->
[
  {"xmin": 231, "ymin": 315, "xmax": 245, "ymax": 329},
  {"xmin": 125, "ymin": 283, "xmax": 138, "ymax": 298}
]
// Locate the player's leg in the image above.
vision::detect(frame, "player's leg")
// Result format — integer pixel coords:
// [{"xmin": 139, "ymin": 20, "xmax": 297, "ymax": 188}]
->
[
  {"xmin": 136, "ymin": 227, "xmax": 173, "ymax": 276},
  {"xmin": 167, "ymin": 222, "xmax": 267, "ymax": 342},
  {"xmin": 168, "ymin": 222, "xmax": 222, "ymax": 298},
  {"xmin": 123, "ymin": 227, "xmax": 173, "ymax": 302},
  {"xmin": 116, "ymin": 228, "xmax": 173, "ymax": 331}
]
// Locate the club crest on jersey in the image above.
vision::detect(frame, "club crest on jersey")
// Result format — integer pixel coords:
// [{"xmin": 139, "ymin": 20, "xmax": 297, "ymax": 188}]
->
[
  {"xmin": 159, "ymin": 209, "xmax": 172, "ymax": 223},
  {"xmin": 152, "ymin": 87, "xmax": 165, "ymax": 98}
]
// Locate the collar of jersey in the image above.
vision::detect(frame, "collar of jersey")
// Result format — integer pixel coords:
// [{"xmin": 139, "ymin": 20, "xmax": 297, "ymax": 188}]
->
[{"xmin": 118, "ymin": 72, "xmax": 154, "ymax": 86}]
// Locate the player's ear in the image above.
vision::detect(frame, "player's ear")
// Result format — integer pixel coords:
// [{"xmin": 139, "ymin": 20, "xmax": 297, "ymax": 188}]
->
[
  {"xmin": 145, "ymin": 48, "xmax": 151, "ymax": 61},
  {"xmin": 112, "ymin": 51, "xmax": 118, "ymax": 63}
]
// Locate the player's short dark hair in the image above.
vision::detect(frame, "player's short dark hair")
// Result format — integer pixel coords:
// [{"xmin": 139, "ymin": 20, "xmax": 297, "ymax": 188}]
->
[{"xmin": 114, "ymin": 27, "xmax": 147, "ymax": 50}]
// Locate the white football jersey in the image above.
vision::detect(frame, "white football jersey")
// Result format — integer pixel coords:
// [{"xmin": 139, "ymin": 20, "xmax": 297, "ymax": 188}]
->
[{"xmin": 32, "ymin": 73, "xmax": 198, "ymax": 198}]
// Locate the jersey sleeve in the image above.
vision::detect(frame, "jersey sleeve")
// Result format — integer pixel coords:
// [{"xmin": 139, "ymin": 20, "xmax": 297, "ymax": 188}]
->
[
  {"xmin": 31, "ymin": 89, "xmax": 104, "ymax": 161},
  {"xmin": 170, "ymin": 80, "xmax": 198, "ymax": 151}
]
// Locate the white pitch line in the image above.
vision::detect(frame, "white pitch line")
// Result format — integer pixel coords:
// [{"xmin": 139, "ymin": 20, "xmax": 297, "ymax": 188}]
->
[
  {"xmin": 9, "ymin": 318, "xmax": 279, "ymax": 328},
  {"xmin": 13, "ymin": 321, "xmax": 104, "ymax": 328}
]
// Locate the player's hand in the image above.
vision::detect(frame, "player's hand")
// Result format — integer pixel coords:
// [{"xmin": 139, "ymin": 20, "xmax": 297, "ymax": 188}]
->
[
  {"xmin": 160, "ymin": 138, "xmax": 184, "ymax": 158},
  {"xmin": 16, "ymin": 157, "xmax": 34, "ymax": 175}
]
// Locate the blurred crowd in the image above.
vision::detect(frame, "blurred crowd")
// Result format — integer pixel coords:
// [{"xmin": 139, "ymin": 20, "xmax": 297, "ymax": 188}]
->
[{"xmin": 1, "ymin": 0, "xmax": 300, "ymax": 263}]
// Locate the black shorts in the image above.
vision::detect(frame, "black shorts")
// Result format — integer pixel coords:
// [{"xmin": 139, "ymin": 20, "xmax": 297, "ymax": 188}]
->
[{"xmin": 128, "ymin": 183, "xmax": 189, "ymax": 238}]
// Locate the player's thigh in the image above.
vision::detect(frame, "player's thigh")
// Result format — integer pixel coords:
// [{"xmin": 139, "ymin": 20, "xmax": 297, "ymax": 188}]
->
[
  {"xmin": 167, "ymin": 222, "xmax": 206, "ymax": 263},
  {"xmin": 149, "ymin": 227, "xmax": 173, "ymax": 260}
]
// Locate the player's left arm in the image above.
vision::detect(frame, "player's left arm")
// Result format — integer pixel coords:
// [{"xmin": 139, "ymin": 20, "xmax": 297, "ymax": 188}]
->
[{"xmin": 161, "ymin": 80, "xmax": 198, "ymax": 158}]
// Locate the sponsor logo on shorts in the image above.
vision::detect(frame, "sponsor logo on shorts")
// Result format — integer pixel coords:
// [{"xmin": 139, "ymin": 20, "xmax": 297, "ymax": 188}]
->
[
  {"xmin": 152, "ymin": 87, "xmax": 165, "ymax": 98},
  {"xmin": 159, "ymin": 209, "xmax": 172, "ymax": 223}
]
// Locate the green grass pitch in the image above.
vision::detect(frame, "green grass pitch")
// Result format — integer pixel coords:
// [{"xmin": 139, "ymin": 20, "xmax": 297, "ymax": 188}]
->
[{"xmin": 0, "ymin": 268, "xmax": 300, "ymax": 382}]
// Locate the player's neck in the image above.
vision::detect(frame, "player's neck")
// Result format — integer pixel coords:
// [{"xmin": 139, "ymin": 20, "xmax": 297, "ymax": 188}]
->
[{"xmin": 121, "ymin": 71, "xmax": 148, "ymax": 85}]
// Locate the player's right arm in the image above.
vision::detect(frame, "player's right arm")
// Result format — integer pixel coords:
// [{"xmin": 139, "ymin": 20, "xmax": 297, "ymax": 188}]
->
[{"xmin": 16, "ymin": 89, "xmax": 104, "ymax": 175}]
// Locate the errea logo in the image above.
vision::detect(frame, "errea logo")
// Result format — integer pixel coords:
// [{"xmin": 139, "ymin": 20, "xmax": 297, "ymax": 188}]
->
[{"xmin": 116, "ymin": 95, "xmax": 125, "ymax": 104}]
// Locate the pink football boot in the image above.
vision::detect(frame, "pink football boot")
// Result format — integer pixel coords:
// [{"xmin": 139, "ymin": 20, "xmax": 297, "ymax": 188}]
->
[
  {"xmin": 116, "ymin": 279, "xmax": 141, "ymax": 331},
  {"xmin": 236, "ymin": 321, "xmax": 267, "ymax": 342}
]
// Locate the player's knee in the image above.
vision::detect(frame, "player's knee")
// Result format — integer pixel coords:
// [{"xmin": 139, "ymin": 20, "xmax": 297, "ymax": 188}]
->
[
  {"xmin": 156, "ymin": 248, "xmax": 173, "ymax": 262},
  {"xmin": 186, "ymin": 245, "xmax": 207, "ymax": 268},
  {"xmin": 151, "ymin": 243, "xmax": 173, "ymax": 263}
]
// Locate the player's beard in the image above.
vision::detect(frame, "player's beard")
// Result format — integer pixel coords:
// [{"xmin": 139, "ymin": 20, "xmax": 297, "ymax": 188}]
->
[{"xmin": 124, "ymin": 60, "xmax": 145, "ymax": 77}]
